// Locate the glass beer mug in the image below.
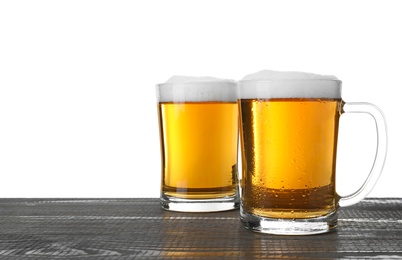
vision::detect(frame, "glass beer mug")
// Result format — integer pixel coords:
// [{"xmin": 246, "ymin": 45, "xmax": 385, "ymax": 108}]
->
[
  {"xmin": 156, "ymin": 76, "xmax": 240, "ymax": 212},
  {"xmin": 238, "ymin": 70, "xmax": 387, "ymax": 235}
]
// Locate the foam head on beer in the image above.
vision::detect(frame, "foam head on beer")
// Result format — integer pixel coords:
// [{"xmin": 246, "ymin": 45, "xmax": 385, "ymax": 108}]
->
[
  {"xmin": 157, "ymin": 75, "xmax": 237, "ymax": 103},
  {"xmin": 239, "ymin": 70, "xmax": 342, "ymax": 99}
]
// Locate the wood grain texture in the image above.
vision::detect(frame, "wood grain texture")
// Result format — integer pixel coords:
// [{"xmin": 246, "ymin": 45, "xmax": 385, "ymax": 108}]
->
[{"xmin": 0, "ymin": 198, "xmax": 401, "ymax": 259}]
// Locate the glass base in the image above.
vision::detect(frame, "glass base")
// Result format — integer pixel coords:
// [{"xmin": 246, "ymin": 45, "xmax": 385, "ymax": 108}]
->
[
  {"xmin": 160, "ymin": 194, "xmax": 240, "ymax": 212},
  {"xmin": 240, "ymin": 207, "xmax": 338, "ymax": 235}
]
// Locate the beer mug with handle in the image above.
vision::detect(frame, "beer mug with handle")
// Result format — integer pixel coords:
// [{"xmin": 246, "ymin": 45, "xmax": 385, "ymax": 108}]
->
[
  {"xmin": 156, "ymin": 76, "xmax": 240, "ymax": 212},
  {"xmin": 238, "ymin": 70, "xmax": 387, "ymax": 235}
]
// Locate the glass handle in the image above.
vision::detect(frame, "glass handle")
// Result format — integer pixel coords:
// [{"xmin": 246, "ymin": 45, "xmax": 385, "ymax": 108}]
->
[{"xmin": 338, "ymin": 102, "xmax": 388, "ymax": 207}]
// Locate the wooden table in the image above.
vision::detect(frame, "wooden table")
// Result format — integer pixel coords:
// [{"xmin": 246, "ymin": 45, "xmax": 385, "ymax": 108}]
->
[{"xmin": 0, "ymin": 198, "xmax": 401, "ymax": 259}]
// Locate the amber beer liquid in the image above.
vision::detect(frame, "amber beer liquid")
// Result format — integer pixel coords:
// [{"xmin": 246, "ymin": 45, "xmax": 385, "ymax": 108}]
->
[
  {"xmin": 239, "ymin": 98, "xmax": 341, "ymax": 219},
  {"xmin": 158, "ymin": 101, "xmax": 238, "ymax": 199},
  {"xmin": 156, "ymin": 77, "xmax": 239, "ymax": 212}
]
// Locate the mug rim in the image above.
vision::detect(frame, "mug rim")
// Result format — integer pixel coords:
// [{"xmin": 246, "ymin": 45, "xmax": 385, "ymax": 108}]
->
[{"xmin": 238, "ymin": 78, "xmax": 342, "ymax": 84}]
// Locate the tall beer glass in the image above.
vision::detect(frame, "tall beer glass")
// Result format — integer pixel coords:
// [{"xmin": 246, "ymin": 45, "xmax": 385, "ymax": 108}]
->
[
  {"xmin": 156, "ymin": 77, "xmax": 240, "ymax": 212},
  {"xmin": 238, "ymin": 71, "xmax": 387, "ymax": 235}
]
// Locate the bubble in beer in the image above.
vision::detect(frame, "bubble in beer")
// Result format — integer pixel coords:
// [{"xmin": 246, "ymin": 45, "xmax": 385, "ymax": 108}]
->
[
  {"xmin": 157, "ymin": 75, "xmax": 237, "ymax": 102},
  {"xmin": 239, "ymin": 70, "xmax": 342, "ymax": 99}
]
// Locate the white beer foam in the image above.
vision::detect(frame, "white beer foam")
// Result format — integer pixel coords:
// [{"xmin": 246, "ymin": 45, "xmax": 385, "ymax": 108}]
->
[
  {"xmin": 239, "ymin": 70, "xmax": 342, "ymax": 99},
  {"xmin": 157, "ymin": 75, "xmax": 237, "ymax": 102}
]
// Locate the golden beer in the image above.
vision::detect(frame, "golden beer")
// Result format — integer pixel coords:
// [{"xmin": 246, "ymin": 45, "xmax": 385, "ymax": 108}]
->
[
  {"xmin": 158, "ymin": 101, "xmax": 238, "ymax": 200},
  {"xmin": 239, "ymin": 98, "xmax": 341, "ymax": 219},
  {"xmin": 238, "ymin": 70, "xmax": 387, "ymax": 235}
]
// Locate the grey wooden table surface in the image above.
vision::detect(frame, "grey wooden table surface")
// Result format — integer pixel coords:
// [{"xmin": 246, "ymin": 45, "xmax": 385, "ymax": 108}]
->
[{"xmin": 0, "ymin": 198, "xmax": 401, "ymax": 259}]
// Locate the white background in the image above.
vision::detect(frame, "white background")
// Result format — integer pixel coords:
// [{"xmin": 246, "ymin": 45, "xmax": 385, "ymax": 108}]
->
[{"xmin": 0, "ymin": 0, "xmax": 401, "ymax": 198}]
